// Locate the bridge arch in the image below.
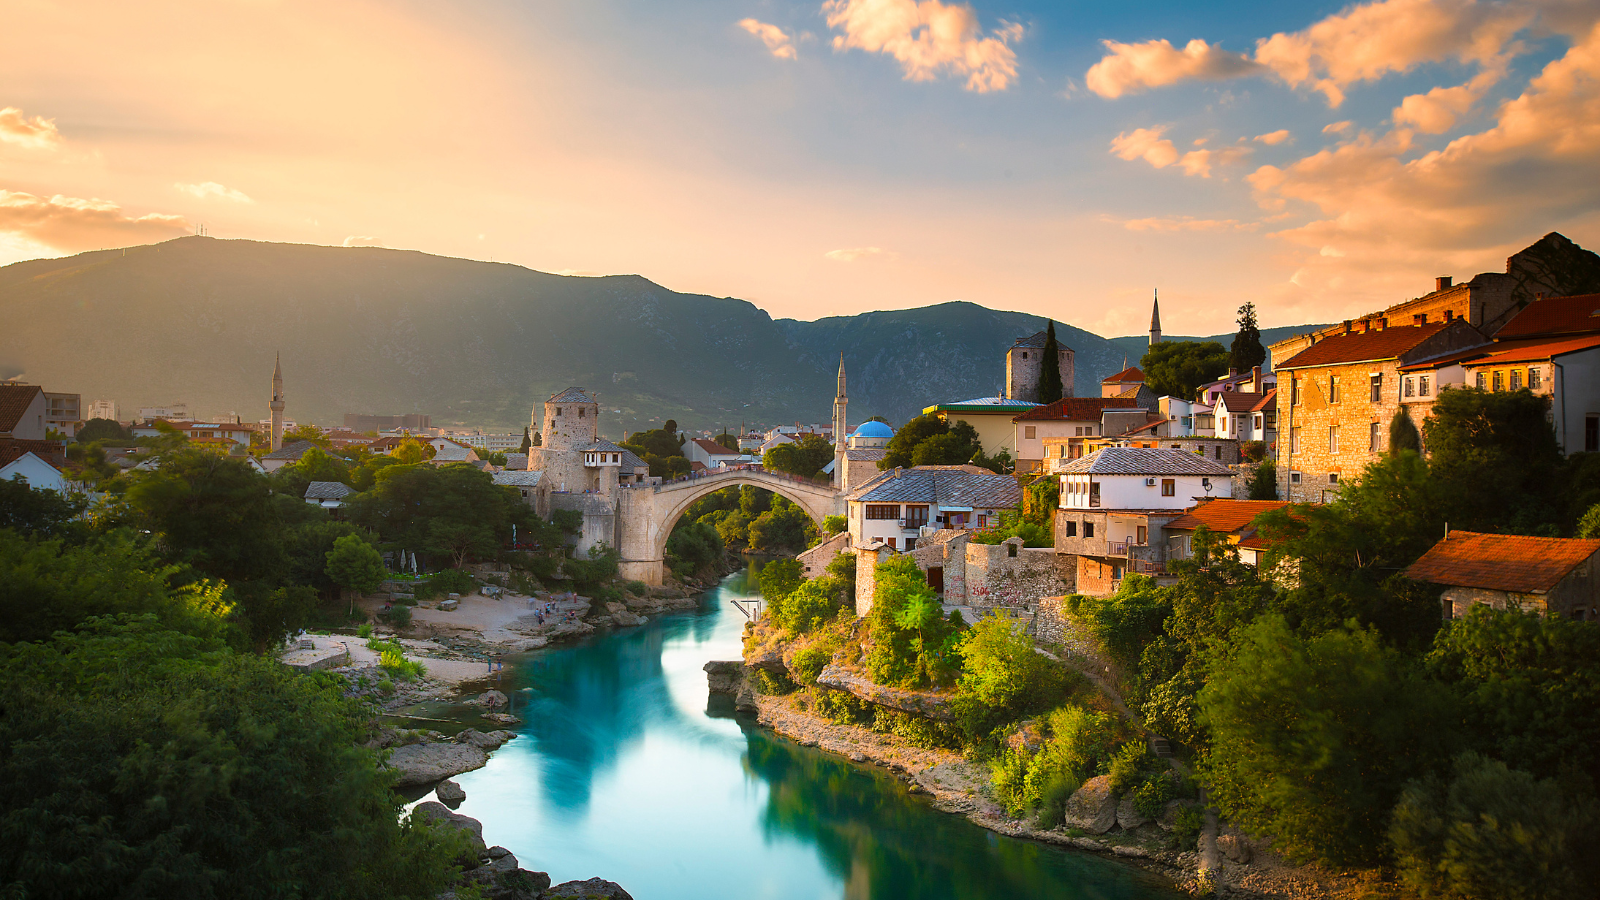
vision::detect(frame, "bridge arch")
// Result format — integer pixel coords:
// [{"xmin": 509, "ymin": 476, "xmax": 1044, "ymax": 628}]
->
[{"xmin": 615, "ymin": 468, "xmax": 843, "ymax": 585}]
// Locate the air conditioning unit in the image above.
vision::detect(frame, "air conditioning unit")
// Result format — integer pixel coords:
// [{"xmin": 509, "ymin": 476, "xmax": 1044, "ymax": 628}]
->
[
  {"xmin": 1145, "ymin": 478, "xmax": 1157, "ymax": 486},
  {"xmin": 897, "ymin": 519, "xmax": 908, "ymax": 528}
]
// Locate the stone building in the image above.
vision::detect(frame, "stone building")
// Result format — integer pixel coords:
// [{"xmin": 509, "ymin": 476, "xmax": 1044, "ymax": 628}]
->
[
  {"xmin": 1006, "ymin": 330, "xmax": 1075, "ymax": 403},
  {"xmin": 1274, "ymin": 319, "xmax": 1486, "ymax": 503},
  {"xmin": 1012, "ymin": 397, "xmax": 1142, "ymax": 472},
  {"xmin": 1406, "ymin": 531, "xmax": 1600, "ymax": 620},
  {"xmin": 525, "ymin": 387, "xmax": 654, "ymax": 556},
  {"xmin": 843, "ymin": 464, "xmax": 1020, "ymax": 552},
  {"xmin": 1100, "ymin": 366, "xmax": 1146, "ymax": 399}
]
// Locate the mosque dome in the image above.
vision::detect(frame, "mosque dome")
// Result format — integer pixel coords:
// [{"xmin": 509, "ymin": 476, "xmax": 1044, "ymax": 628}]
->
[{"xmin": 852, "ymin": 421, "xmax": 894, "ymax": 439}]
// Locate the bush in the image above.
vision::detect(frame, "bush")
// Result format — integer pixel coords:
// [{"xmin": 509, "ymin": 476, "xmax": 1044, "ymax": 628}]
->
[
  {"xmin": 625, "ymin": 580, "xmax": 648, "ymax": 595},
  {"xmin": 1171, "ymin": 806, "xmax": 1205, "ymax": 849},
  {"xmin": 1132, "ymin": 771, "xmax": 1184, "ymax": 819},
  {"xmin": 990, "ymin": 746, "xmax": 1033, "ymax": 816},
  {"xmin": 870, "ymin": 708, "xmax": 962, "ymax": 750},
  {"xmin": 809, "ymin": 686, "xmax": 871, "ymax": 725},
  {"xmin": 357, "ymin": 623, "xmax": 373, "ymax": 638},
  {"xmin": 750, "ymin": 668, "xmax": 797, "ymax": 696},
  {"xmin": 790, "ymin": 642, "xmax": 833, "ymax": 685},
  {"xmin": 379, "ymin": 648, "xmax": 427, "ymax": 682},
  {"xmin": 1067, "ymin": 576, "xmax": 1171, "ymax": 673},
  {"xmin": 376, "ymin": 604, "xmax": 412, "ymax": 628},
  {"xmin": 1034, "ymin": 771, "xmax": 1081, "ymax": 829},
  {"xmin": 953, "ymin": 614, "xmax": 1071, "ymax": 741},
  {"xmin": 1106, "ymin": 740, "xmax": 1154, "ymax": 794},
  {"xmin": 377, "ymin": 679, "xmax": 395, "ymax": 694}
]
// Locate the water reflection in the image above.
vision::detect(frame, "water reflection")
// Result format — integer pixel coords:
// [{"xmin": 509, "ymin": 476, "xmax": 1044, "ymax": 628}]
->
[{"xmin": 442, "ymin": 567, "xmax": 1181, "ymax": 900}]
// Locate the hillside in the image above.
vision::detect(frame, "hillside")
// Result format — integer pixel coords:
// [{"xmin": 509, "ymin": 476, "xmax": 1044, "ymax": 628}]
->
[{"xmin": 0, "ymin": 237, "xmax": 1245, "ymax": 435}]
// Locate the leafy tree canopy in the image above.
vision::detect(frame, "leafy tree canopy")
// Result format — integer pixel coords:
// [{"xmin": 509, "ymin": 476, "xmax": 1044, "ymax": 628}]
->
[
  {"xmin": 1229, "ymin": 302, "xmax": 1266, "ymax": 373},
  {"xmin": 75, "ymin": 417, "xmax": 133, "ymax": 444},
  {"xmin": 763, "ymin": 434, "xmax": 833, "ymax": 478},
  {"xmin": 1140, "ymin": 340, "xmax": 1230, "ymax": 401}
]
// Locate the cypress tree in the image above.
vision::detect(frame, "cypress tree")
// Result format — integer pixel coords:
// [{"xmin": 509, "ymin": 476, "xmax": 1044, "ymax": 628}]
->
[
  {"xmin": 1231, "ymin": 302, "xmax": 1267, "ymax": 373},
  {"xmin": 519, "ymin": 426, "xmax": 532, "ymax": 454},
  {"xmin": 1389, "ymin": 407, "xmax": 1422, "ymax": 455},
  {"xmin": 1039, "ymin": 320, "xmax": 1065, "ymax": 403}
]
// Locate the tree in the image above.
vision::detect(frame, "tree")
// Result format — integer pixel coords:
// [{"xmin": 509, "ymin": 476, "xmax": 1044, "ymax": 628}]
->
[
  {"xmin": 1140, "ymin": 340, "xmax": 1230, "ymax": 401},
  {"xmin": 271, "ymin": 445, "xmax": 351, "ymax": 499},
  {"xmin": 880, "ymin": 413, "xmax": 950, "ymax": 470},
  {"xmin": 1039, "ymin": 320, "xmax": 1064, "ymax": 404},
  {"xmin": 123, "ymin": 450, "xmax": 288, "ymax": 584},
  {"xmin": 1390, "ymin": 406, "xmax": 1422, "ymax": 455},
  {"xmin": 747, "ymin": 497, "xmax": 817, "ymax": 553},
  {"xmin": 326, "ymin": 533, "xmax": 385, "ymax": 616},
  {"xmin": 763, "ymin": 434, "xmax": 833, "ymax": 478},
  {"xmin": 519, "ymin": 426, "xmax": 532, "ymax": 454},
  {"xmin": 1423, "ymin": 388, "xmax": 1563, "ymax": 533},
  {"xmin": 822, "ymin": 515, "xmax": 846, "ymax": 536},
  {"xmin": 952, "ymin": 611, "xmax": 1064, "ymax": 739},
  {"xmin": 0, "ymin": 477, "xmax": 85, "ymax": 538},
  {"xmin": 1247, "ymin": 458, "xmax": 1278, "ymax": 500},
  {"xmin": 758, "ymin": 558, "xmax": 803, "ymax": 609},
  {"xmin": 663, "ymin": 419, "xmax": 678, "ymax": 434},
  {"xmin": 1229, "ymin": 302, "xmax": 1266, "ymax": 373},
  {"xmin": 715, "ymin": 432, "xmax": 739, "ymax": 451},
  {"xmin": 393, "ymin": 438, "xmax": 430, "ymax": 465},
  {"xmin": 75, "ymin": 417, "xmax": 133, "ymax": 444},
  {"xmin": 487, "ymin": 451, "xmax": 507, "ymax": 467},
  {"xmin": 1579, "ymin": 503, "xmax": 1600, "ymax": 538},
  {"xmin": 1199, "ymin": 616, "xmax": 1455, "ymax": 865},
  {"xmin": 1390, "ymin": 752, "xmax": 1599, "ymax": 900},
  {"xmin": 282, "ymin": 423, "xmax": 332, "ymax": 448},
  {"xmin": 345, "ymin": 464, "xmax": 527, "ymax": 566}
]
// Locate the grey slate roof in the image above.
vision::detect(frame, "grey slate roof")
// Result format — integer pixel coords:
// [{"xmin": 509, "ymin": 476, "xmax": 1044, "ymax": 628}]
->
[
  {"xmin": 845, "ymin": 448, "xmax": 888, "ymax": 461},
  {"xmin": 1010, "ymin": 329, "xmax": 1074, "ymax": 352},
  {"xmin": 619, "ymin": 450, "xmax": 648, "ymax": 471},
  {"xmin": 263, "ymin": 440, "xmax": 316, "ymax": 460},
  {"xmin": 504, "ymin": 453, "xmax": 529, "ymax": 470},
  {"xmin": 492, "ymin": 470, "xmax": 543, "ymax": 487},
  {"xmin": 1058, "ymin": 447, "xmax": 1235, "ymax": 476},
  {"xmin": 548, "ymin": 387, "xmax": 596, "ymax": 403},
  {"xmin": 579, "ymin": 440, "xmax": 626, "ymax": 453},
  {"xmin": 846, "ymin": 465, "xmax": 1021, "ymax": 509},
  {"xmin": 432, "ymin": 443, "xmax": 478, "ymax": 462},
  {"xmin": 304, "ymin": 481, "xmax": 354, "ymax": 500}
]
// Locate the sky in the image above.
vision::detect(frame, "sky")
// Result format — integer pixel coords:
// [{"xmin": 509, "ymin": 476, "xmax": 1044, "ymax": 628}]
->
[{"xmin": 2, "ymin": 0, "xmax": 1599, "ymax": 337}]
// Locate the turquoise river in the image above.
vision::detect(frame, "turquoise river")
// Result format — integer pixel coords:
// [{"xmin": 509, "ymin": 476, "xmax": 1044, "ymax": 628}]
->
[{"xmin": 416, "ymin": 568, "xmax": 1183, "ymax": 899}]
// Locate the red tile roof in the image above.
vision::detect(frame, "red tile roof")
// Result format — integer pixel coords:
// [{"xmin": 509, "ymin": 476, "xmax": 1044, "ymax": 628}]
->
[
  {"xmin": 1251, "ymin": 389, "xmax": 1278, "ymax": 412},
  {"xmin": 1276, "ymin": 322, "xmax": 1449, "ymax": 369},
  {"xmin": 1014, "ymin": 397, "xmax": 1139, "ymax": 421},
  {"xmin": 1102, "ymin": 366, "xmax": 1145, "ymax": 383},
  {"xmin": 1164, "ymin": 500, "xmax": 1290, "ymax": 534},
  {"xmin": 1218, "ymin": 391, "xmax": 1263, "ymax": 413},
  {"xmin": 1495, "ymin": 293, "xmax": 1600, "ymax": 339},
  {"xmin": 0, "ymin": 384, "xmax": 42, "ymax": 434},
  {"xmin": 1464, "ymin": 334, "xmax": 1600, "ymax": 366},
  {"xmin": 691, "ymin": 438, "xmax": 740, "ymax": 456},
  {"xmin": 0, "ymin": 438, "xmax": 65, "ymax": 468},
  {"xmin": 1405, "ymin": 530, "xmax": 1600, "ymax": 594}
]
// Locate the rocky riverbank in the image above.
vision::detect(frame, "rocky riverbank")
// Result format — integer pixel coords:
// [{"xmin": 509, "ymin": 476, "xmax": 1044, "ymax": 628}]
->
[{"xmin": 416, "ymin": 797, "xmax": 632, "ymax": 900}]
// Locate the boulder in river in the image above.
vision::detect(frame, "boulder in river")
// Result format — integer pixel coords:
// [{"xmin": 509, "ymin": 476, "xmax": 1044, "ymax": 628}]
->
[
  {"xmin": 388, "ymin": 743, "xmax": 488, "ymax": 787},
  {"xmin": 1062, "ymin": 775, "xmax": 1118, "ymax": 834},
  {"xmin": 704, "ymin": 660, "xmax": 746, "ymax": 695},
  {"xmin": 456, "ymin": 728, "xmax": 516, "ymax": 751},
  {"xmin": 1115, "ymin": 793, "xmax": 1149, "ymax": 830},
  {"xmin": 435, "ymin": 779, "xmax": 466, "ymax": 805},
  {"xmin": 475, "ymin": 690, "xmax": 508, "ymax": 708},
  {"xmin": 412, "ymin": 800, "xmax": 485, "ymax": 854},
  {"xmin": 545, "ymin": 878, "xmax": 634, "ymax": 900}
]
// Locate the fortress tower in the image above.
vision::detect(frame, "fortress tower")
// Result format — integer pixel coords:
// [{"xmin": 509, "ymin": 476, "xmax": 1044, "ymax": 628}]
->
[
  {"xmin": 538, "ymin": 387, "xmax": 600, "ymax": 451},
  {"xmin": 1006, "ymin": 330, "xmax": 1075, "ymax": 402},
  {"xmin": 269, "ymin": 353, "xmax": 285, "ymax": 451}
]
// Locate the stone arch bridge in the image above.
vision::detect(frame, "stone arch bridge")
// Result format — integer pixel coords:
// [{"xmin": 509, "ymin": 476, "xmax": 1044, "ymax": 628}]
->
[{"xmin": 616, "ymin": 467, "xmax": 843, "ymax": 585}]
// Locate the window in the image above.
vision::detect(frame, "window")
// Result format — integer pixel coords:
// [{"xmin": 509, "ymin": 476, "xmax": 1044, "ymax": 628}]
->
[
  {"xmin": 1404, "ymin": 376, "xmax": 1415, "ymax": 398},
  {"xmin": 1024, "ymin": 425, "xmax": 1037, "ymax": 440},
  {"xmin": 1510, "ymin": 369, "xmax": 1522, "ymax": 390},
  {"xmin": 1161, "ymin": 478, "xmax": 1175, "ymax": 496},
  {"xmin": 1064, "ymin": 521, "xmax": 1077, "ymax": 537},
  {"xmin": 976, "ymin": 514, "xmax": 988, "ymax": 528},
  {"xmin": 1215, "ymin": 446, "xmax": 1223, "ymax": 460},
  {"xmin": 1475, "ymin": 371, "xmax": 1486, "ymax": 390},
  {"xmin": 905, "ymin": 538, "xmax": 916, "ymax": 551},
  {"xmin": 578, "ymin": 407, "xmax": 585, "ymax": 417},
  {"xmin": 1329, "ymin": 376, "xmax": 1340, "ymax": 403},
  {"xmin": 1529, "ymin": 367, "xmax": 1542, "ymax": 390},
  {"xmin": 905, "ymin": 505, "xmax": 930, "ymax": 528},
  {"xmin": 1329, "ymin": 473, "xmax": 1340, "ymax": 484},
  {"xmin": 1136, "ymin": 525, "xmax": 1147, "ymax": 544},
  {"xmin": 1419, "ymin": 375, "xmax": 1431, "ymax": 396},
  {"xmin": 555, "ymin": 407, "xmax": 563, "ymax": 416},
  {"xmin": 1254, "ymin": 414, "xmax": 1263, "ymax": 431},
  {"xmin": 1291, "ymin": 427, "xmax": 1301, "ymax": 453},
  {"xmin": 1370, "ymin": 422, "xmax": 1381, "ymax": 452},
  {"xmin": 865, "ymin": 504, "xmax": 899, "ymax": 520},
  {"xmin": 1085, "ymin": 522, "xmax": 1095, "ymax": 538},
  {"xmin": 1290, "ymin": 471, "xmax": 1302, "ymax": 484},
  {"xmin": 1370, "ymin": 373, "xmax": 1382, "ymax": 402},
  {"xmin": 1329, "ymin": 426, "xmax": 1339, "ymax": 453},
  {"xmin": 1588, "ymin": 415, "xmax": 1599, "ymax": 453},
  {"xmin": 1492, "ymin": 370, "xmax": 1504, "ymax": 391},
  {"xmin": 1089, "ymin": 482, "xmax": 1101, "ymax": 507},
  {"xmin": 1291, "ymin": 378, "xmax": 1301, "ymax": 406},
  {"xmin": 886, "ymin": 537, "xmax": 896, "ymax": 549}
]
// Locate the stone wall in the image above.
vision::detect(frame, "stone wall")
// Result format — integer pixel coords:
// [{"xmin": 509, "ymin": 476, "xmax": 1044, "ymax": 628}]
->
[
  {"xmin": 1277, "ymin": 358, "xmax": 1402, "ymax": 504},
  {"xmin": 798, "ymin": 531, "xmax": 851, "ymax": 579},
  {"xmin": 1035, "ymin": 595, "xmax": 1069, "ymax": 645},
  {"xmin": 908, "ymin": 530, "xmax": 969, "ymax": 602},
  {"xmin": 854, "ymin": 544, "xmax": 894, "ymax": 617},
  {"xmin": 963, "ymin": 538, "xmax": 1069, "ymax": 610}
]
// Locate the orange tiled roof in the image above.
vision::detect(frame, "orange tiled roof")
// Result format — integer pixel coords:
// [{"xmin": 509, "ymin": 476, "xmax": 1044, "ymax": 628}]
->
[
  {"xmin": 1405, "ymin": 530, "xmax": 1600, "ymax": 594},
  {"xmin": 1014, "ymin": 397, "xmax": 1138, "ymax": 421},
  {"xmin": 1164, "ymin": 499, "xmax": 1290, "ymax": 534},
  {"xmin": 1495, "ymin": 293, "xmax": 1600, "ymax": 339},
  {"xmin": 0, "ymin": 384, "xmax": 42, "ymax": 434},
  {"xmin": 1277, "ymin": 322, "xmax": 1449, "ymax": 369},
  {"xmin": 1102, "ymin": 366, "xmax": 1145, "ymax": 383}
]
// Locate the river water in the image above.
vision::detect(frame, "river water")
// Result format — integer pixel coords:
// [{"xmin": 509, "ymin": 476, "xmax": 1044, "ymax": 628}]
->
[{"xmin": 427, "ymin": 568, "xmax": 1182, "ymax": 900}]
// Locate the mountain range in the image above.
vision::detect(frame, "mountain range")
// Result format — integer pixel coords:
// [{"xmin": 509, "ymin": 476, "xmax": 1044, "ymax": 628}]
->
[{"xmin": 0, "ymin": 237, "xmax": 1317, "ymax": 438}]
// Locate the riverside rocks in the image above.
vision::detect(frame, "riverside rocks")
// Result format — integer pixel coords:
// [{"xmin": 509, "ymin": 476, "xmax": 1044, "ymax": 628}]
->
[
  {"xmin": 545, "ymin": 878, "xmax": 635, "ymax": 899},
  {"xmin": 418, "ymin": 804, "xmax": 559, "ymax": 900},
  {"xmin": 703, "ymin": 660, "xmax": 745, "ymax": 694},
  {"xmin": 389, "ymin": 743, "xmax": 488, "ymax": 787},
  {"xmin": 815, "ymin": 664, "xmax": 954, "ymax": 722},
  {"xmin": 473, "ymin": 690, "xmax": 509, "ymax": 709},
  {"xmin": 1062, "ymin": 776, "xmax": 1118, "ymax": 834},
  {"xmin": 435, "ymin": 779, "xmax": 466, "ymax": 805},
  {"xmin": 457, "ymin": 728, "xmax": 517, "ymax": 751},
  {"xmin": 413, "ymin": 801, "xmax": 486, "ymax": 854},
  {"xmin": 1116, "ymin": 793, "xmax": 1150, "ymax": 831}
]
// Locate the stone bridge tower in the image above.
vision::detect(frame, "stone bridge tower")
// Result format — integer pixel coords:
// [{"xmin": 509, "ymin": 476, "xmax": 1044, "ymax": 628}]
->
[{"xmin": 531, "ymin": 387, "xmax": 599, "ymax": 493}]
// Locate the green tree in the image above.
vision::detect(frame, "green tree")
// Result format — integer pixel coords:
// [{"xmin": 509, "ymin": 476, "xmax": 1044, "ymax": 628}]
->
[
  {"xmin": 0, "ymin": 477, "xmax": 86, "ymax": 538},
  {"xmin": 1140, "ymin": 340, "xmax": 1230, "ymax": 401},
  {"xmin": 1039, "ymin": 320, "xmax": 1064, "ymax": 404},
  {"xmin": 1390, "ymin": 406, "xmax": 1422, "ymax": 455},
  {"xmin": 1578, "ymin": 502, "xmax": 1600, "ymax": 538},
  {"xmin": 821, "ymin": 514, "xmax": 846, "ymax": 536},
  {"xmin": 952, "ymin": 611, "xmax": 1064, "ymax": 740},
  {"xmin": 763, "ymin": 434, "xmax": 833, "ymax": 478},
  {"xmin": 123, "ymin": 450, "xmax": 288, "ymax": 584},
  {"xmin": 1423, "ymin": 387, "xmax": 1563, "ymax": 533},
  {"xmin": 758, "ymin": 558, "xmax": 804, "ymax": 613},
  {"xmin": 345, "ymin": 463, "xmax": 527, "ymax": 566},
  {"xmin": 1229, "ymin": 302, "xmax": 1266, "ymax": 373},
  {"xmin": 392, "ymin": 438, "xmax": 430, "ymax": 465},
  {"xmin": 747, "ymin": 498, "xmax": 817, "ymax": 553},
  {"xmin": 866, "ymin": 555, "xmax": 960, "ymax": 689},
  {"xmin": 880, "ymin": 413, "xmax": 949, "ymax": 470},
  {"xmin": 75, "ymin": 417, "xmax": 133, "ymax": 444},
  {"xmin": 519, "ymin": 426, "xmax": 532, "ymax": 454},
  {"xmin": 326, "ymin": 533, "xmax": 386, "ymax": 615},
  {"xmin": 1390, "ymin": 752, "xmax": 1599, "ymax": 900},
  {"xmin": 715, "ymin": 431, "xmax": 739, "ymax": 451},
  {"xmin": 0, "ymin": 618, "xmax": 467, "ymax": 900},
  {"xmin": 1199, "ymin": 615, "xmax": 1455, "ymax": 865},
  {"xmin": 271, "ymin": 445, "xmax": 351, "ymax": 499},
  {"xmin": 282, "ymin": 423, "xmax": 332, "ymax": 448},
  {"xmin": 1247, "ymin": 458, "xmax": 1277, "ymax": 500},
  {"xmin": 910, "ymin": 422, "xmax": 982, "ymax": 467}
]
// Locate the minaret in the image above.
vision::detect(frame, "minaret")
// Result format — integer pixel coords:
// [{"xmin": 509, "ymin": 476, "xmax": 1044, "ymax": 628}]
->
[
  {"xmin": 269, "ymin": 353, "xmax": 285, "ymax": 451},
  {"xmin": 832, "ymin": 354, "xmax": 848, "ymax": 489},
  {"xmin": 1149, "ymin": 290, "xmax": 1162, "ymax": 348}
]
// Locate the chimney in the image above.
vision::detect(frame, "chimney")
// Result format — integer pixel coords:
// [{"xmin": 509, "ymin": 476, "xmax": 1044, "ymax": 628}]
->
[
  {"xmin": 1436, "ymin": 276, "xmax": 1452, "ymax": 291},
  {"xmin": 1535, "ymin": 291, "xmax": 1547, "ymax": 301},
  {"xmin": 1377, "ymin": 317, "xmax": 1388, "ymax": 331},
  {"xmin": 1251, "ymin": 365, "xmax": 1262, "ymax": 393},
  {"xmin": 1342, "ymin": 319, "xmax": 1353, "ymax": 334},
  {"xmin": 1444, "ymin": 309, "xmax": 1454, "ymax": 322},
  {"xmin": 1227, "ymin": 368, "xmax": 1238, "ymax": 379},
  {"xmin": 1414, "ymin": 313, "xmax": 1427, "ymax": 326}
]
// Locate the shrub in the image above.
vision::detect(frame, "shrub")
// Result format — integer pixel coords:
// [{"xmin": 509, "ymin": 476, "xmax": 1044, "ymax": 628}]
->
[
  {"xmin": 379, "ymin": 649, "xmax": 426, "ymax": 682},
  {"xmin": 1107, "ymin": 741, "xmax": 1155, "ymax": 794},
  {"xmin": 750, "ymin": 668, "xmax": 797, "ymax": 696},
  {"xmin": 870, "ymin": 708, "xmax": 962, "ymax": 751},
  {"xmin": 625, "ymin": 580, "xmax": 648, "ymax": 596},
  {"xmin": 428, "ymin": 568, "xmax": 476, "ymax": 596},
  {"xmin": 1171, "ymin": 806, "xmax": 1205, "ymax": 850},
  {"xmin": 990, "ymin": 746, "xmax": 1033, "ymax": 816},
  {"xmin": 377, "ymin": 679, "xmax": 395, "ymax": 694},
  {"xmin": 952, "ymin": 614, "xmax": 1071, "ymax": 741},
  {"xmin": 357, "ymin": 624, "xmax": 373, "ymax": 638},
  {"xmin": 790, "ymin": 642, "xmax": 833, "ymax": 685},
  {"xmin": 1034, "ymin": 771, "xmax": 1081, "ymax": 829},
  {"xmin": 376, "ymin": 605, "xmax": 412, "ymax": 628},
  {"xmin": 1132, "ymin": 771, "xmax": 1183, "ymax": 819},
  {"xmin": 810, "ymin": 687, "xmax": 871, "ymax": 726}
]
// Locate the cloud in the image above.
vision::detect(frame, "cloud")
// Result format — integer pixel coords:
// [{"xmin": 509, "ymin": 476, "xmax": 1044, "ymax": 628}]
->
[
  {"xmin": 1085, "ymin": 38, "xmax": 1263, "ymax": 99},
  {"xmin": 0, "ymin": 107, "xmax": 62, "ymax": 151},
  {"xmin": 1254, "ymin": 129, "xmax": 1292, "ymax": 145},
  {"xmin": 174, "ymin": 181, "xmax": 254, "ymax": 203},
  {"xmin": 822, "ymin": 0, "xmax": 1023, "ymax": 93},
  {"xmin": 1322, "ymin": 120, "xmax": 1352, "ymax": 134},
  {"xmin": 739, "ymin": 18, "xmax": 798, "ymax": 60},
  {"xmin": 1119, "ymin": 216, "xmax": 1256, "ymax": 232},
  {"xmin": 824, "ymin": 246, "xmax": 893, "ymax": 261},
  {"xmin": 1110, "ymin": 127, "xmax": 1250, "ymax": 176},
  {"xmin": 1248, "ymin": 20, "xmax": 1600, "ymax": 307},
  {"xmin": 1392, "ymin": 66, "xmax": 1503, "ymax": 133},
  {"xmin": 0, "ymin": 189, "xmax": 189, "ymax": 251},
  {"xmin": 342, "ymin": 235, "xmax": 384, "ymax": 247}
]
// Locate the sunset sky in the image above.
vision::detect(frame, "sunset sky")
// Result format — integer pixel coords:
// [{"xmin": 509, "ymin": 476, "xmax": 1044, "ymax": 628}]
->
[{"xmin": 3, "ymin": 0, "xmax": 1599, "ymax": 336}]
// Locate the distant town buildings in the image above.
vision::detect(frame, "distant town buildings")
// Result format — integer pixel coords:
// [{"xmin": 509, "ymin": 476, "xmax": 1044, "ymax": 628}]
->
[{"xmin": 345, "ymin": 412, "xmax": 432, "ymax": 432}]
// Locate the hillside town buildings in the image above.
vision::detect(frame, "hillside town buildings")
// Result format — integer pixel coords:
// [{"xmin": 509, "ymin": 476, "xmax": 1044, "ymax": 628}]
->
[{"xmin": 1407, "ymin": 531, "xmax": 1600, "ymax": 620}]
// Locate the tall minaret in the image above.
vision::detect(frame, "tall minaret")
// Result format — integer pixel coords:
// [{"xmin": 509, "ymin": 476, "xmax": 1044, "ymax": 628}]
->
[
  {"xmin": 269, "ymin": 352, "xmax": 285, "ymax": 451},
  {"xmin": 1149, "ymin": 290, "xmax": 1162, "ymax": 348},
  {"xmin": 832, "ymin": 354, "xmax": 848, "ymax": 489}
]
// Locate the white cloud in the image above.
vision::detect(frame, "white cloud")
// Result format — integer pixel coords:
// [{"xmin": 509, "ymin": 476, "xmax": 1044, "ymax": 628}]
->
[
  {"xmin": 0, "ymin": 107, "xmax": 62, "ymax": 151},
  {"xmin": 1110, "ymin": 127, "xmax": 1250, "ymax": 176},
  {"xmin": 1119, "ymin": 216, "xmax": 1256, "ymax": 232},
  {"xmin": 739, "ymin": 18, "xmax": 798, "ymax": 60},
  {"xmin": 824, "ymin": 246, "xmax": 893, "ymax": 261},
  {"xmin": 1322, "ymin": 120, "xmax": 1352, "ymax": 134},
  {"xmin": 822, "ymin": 0, "xmax": 1023, "ymax": 93},
  {"xmin": 1254, "ymin": 129, "xmax": 1292, "ymax": 145},
  {"xmin": 1392, "ymin": 66, "xmax": 1503, "ymax": 133},
  {"xmin": 342, "ymin": 235, "xmax": 384, "ymax": 247},
  {"xmin": 1085, "ymin": 38, "xmax": 1262, "ymax": 99},
  {"xmin": 0, "ymin": 189, "xmax": 189, "ymax": 251},
  {"xmin": 174, "ymin": 181, "xmax": 254, "ymax": 203}
]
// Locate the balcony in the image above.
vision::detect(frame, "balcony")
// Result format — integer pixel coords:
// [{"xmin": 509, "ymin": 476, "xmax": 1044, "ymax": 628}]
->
[{"xmin": 1106, "ymin": 540, "xmax": 1135, "ymax": 557}]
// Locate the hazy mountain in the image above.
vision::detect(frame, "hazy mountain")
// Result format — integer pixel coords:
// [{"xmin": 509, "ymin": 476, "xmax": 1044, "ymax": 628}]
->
[{"xmin": 0, "ymin": 237, "xmax": 1279, "ymax": 436}]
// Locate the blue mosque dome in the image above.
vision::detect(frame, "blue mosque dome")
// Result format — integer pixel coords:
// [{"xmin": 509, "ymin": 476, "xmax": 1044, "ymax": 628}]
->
[{"xmin": 852, "ymin": 421, "xmax": 894, "ymax": 439}]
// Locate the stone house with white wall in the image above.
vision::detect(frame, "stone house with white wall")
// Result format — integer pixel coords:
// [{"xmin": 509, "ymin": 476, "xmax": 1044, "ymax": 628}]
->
[
  {"xmin": 1406, "ymin": 531, "xmax": 1600, "ymax": 621},
  {"xmin": 843, "ymin": 464, "xmax": 1020, "ymax": 552},
  {"xmin": 1013, "ymin": 397, "xmax": 1142, "ymax": 473}
]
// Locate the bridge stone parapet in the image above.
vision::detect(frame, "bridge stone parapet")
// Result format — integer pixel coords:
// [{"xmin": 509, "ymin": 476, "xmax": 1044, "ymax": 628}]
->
[{"xmin": 616, "ymin": 467, "xmax": 844, "ymax": 585}]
